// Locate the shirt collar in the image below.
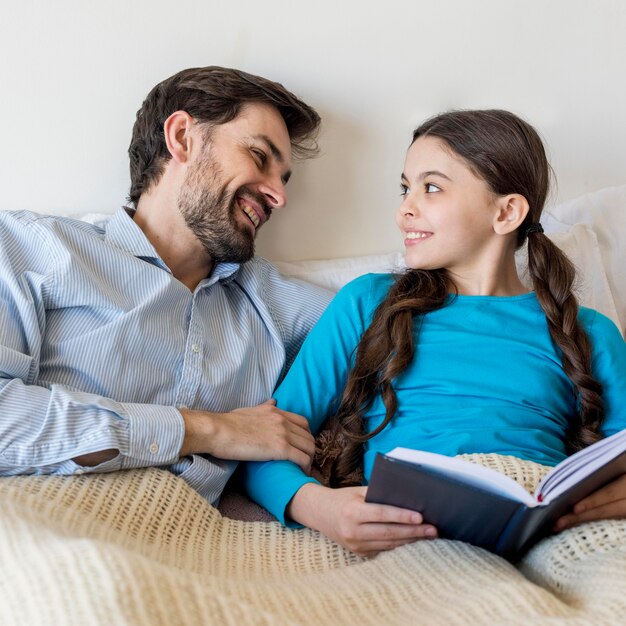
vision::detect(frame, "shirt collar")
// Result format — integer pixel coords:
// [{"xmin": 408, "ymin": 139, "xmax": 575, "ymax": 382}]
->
[
  {"xmin": 105, "ymin": 207, "xmax": 163, "ymax": 261},
  {"xmin": 203, "ymin": 262, "xmax": 241, "ymax": 286},
  {"xmin": 105, "ymin": 207, "xmax": 242, "ymax": 284}
]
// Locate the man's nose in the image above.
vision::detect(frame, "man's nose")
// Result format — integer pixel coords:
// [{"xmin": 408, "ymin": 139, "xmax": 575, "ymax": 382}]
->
[{"xmin": 258, "ymin": 177, "xmax": 287, "ymax": 209}]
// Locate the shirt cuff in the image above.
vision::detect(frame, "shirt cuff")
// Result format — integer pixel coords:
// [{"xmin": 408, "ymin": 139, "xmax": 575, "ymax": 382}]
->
[{"xmin": 119, "ymin": 403, "xmax": 185, "ymax": 467}]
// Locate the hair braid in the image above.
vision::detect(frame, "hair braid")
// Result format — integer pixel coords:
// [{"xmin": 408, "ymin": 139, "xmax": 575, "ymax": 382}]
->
[
  {"xmin": 526, "ymin": 233, "xmax": 604, "ymax": 452},
  {"xmin": 326, "ymin": 269, "xmax": 449, "ymax": 486}
]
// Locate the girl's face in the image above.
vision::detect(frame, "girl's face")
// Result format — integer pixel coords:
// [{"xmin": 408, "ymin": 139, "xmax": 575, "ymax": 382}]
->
[{"xmin": 396, "ymin": 136, "xmax": 501, "ymax": 276}]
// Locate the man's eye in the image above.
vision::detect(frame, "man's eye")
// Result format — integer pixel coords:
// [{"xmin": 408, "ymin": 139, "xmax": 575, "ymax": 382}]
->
[
  {"xmin": 252, "ymin": 149, "xmax": 266, "ymax": 166},
  {"xmin": 425, "ymin": 183, "xmax": 441, "ymax": 193}
]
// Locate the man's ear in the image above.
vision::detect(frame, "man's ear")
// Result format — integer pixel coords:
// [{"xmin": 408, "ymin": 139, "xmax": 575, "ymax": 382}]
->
[
  {"xmin": 163, "ymin": 111, "xmax": 195, "ymax": 165},
  {"xmin": 493, "ymin": 194, "xmax": 530, "ymax": 235}
]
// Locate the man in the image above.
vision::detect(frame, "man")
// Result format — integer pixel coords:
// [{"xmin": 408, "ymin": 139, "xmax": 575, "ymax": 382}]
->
[{"xmin": 0, "ymin": 66, "xmax": 332, "ymax": 504}]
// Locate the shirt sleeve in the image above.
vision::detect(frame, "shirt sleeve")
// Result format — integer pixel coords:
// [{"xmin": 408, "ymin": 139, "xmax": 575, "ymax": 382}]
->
[
  {"xmin": 585, "ymin": 310, "xmax": 626, "ymax": 436},
  {"xmin": 0, "ymin": 215, "xmax": 185, "ymax": 476},
  {"xmin": 243, "ymin": 274, "xmax": 387, "ymax": 524}
]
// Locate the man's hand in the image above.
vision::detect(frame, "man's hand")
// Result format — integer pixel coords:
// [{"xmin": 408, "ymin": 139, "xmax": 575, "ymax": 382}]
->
[
  {"xmin": 179, "ymin": 400, "xmax": 315, "ymax": 473},
  {"xmin": 288, "ymin": 483, "xmax": 438, "ymax": 557},
  {"xmin": 555, "ymin": 473, "xmax": 626, "ymax": 532}
]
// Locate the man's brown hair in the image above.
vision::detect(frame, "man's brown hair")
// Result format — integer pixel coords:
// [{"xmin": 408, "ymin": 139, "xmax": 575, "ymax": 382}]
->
[{"xmin": 128, "ymin": 66, "xmax": 321, "ymax": 206}]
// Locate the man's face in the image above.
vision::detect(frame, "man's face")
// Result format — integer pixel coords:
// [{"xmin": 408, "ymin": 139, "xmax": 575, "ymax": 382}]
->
[{"xmin": 178, "ymin": 102, "xmax": 293, "ymax": 264}]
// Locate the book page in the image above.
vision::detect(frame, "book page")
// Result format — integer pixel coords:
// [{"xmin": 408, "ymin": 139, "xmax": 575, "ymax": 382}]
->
[
  {"xmin": 387, "ymin": 448, "xmax": 535, "ymax": 505},
  {"xmin": 537, "ymin": 428, "xmax": 626, "ymax": 502}
]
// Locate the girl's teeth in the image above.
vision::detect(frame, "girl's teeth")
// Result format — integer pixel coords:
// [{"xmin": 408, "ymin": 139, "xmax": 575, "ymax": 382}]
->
[{"xmin": 406, "ymin": 231, "xmax": 429, "ymax": 239}]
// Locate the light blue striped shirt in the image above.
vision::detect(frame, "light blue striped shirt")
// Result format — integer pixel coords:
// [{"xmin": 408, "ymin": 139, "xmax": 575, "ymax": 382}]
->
[{"xmin": 0, "ymin": 208, "xmax": 332, "ymax": 503}]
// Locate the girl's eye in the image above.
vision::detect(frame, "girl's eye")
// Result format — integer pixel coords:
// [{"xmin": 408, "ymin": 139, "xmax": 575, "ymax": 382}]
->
[
  {"xmin": 425, "ymin": 183, "xmax": 441, "ymax": 193},
  {"xmin": 400, "ymin": 184, "xmax": 409, "ymax": 197}
]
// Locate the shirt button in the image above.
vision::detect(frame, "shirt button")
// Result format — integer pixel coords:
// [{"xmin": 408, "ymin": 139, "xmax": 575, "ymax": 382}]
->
[
  {"xmin": 74, "ymin": 468, "xmax": 84, "ymax": 475},
  {"xmin": 149, "ymin": 443, "xmax": 159, "ymax": 454},
  {"xmin": 191, "ymin": 343, "xmax": 200, "ymax": 353}
]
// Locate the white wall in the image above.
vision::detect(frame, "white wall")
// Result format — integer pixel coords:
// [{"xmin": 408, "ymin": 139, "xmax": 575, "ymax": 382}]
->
[{"xmin": 1, "ymin": 0, "xmax": 625, "ymax": 261}]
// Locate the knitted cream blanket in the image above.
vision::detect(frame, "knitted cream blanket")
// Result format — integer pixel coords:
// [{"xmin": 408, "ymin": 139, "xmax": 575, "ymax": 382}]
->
[{"xmin": 1, "ymin": 454, "xmax": 625, "ymax": 625}]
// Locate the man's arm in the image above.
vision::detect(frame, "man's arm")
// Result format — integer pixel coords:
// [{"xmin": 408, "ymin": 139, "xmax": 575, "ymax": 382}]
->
[
  {"xmin": 72, "ymin": 400, "xmax": 315, "ymax": 472},
  {"xmin": 0, "ymin": 214, "xmax": 316, "ymax": 476},
  {"xmin": 0, "ymin": 373, "xmax": 185, "ymax": 474},
  {"xmin": 0, "ymin": 214, "xmax": 184, "ymax": 475}
]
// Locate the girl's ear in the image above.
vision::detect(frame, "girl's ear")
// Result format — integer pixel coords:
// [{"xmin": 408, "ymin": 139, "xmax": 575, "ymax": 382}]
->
[
  {"xmin": 163, "ymin": 110, "xmax": 196, "ymax": 165},
  {"xmin": 493, "ymin": 194, "xmax": 530, "ymax": 235}
]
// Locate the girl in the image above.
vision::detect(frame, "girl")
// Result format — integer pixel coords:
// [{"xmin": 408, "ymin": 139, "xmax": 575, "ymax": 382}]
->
[{"xmin": 244, "ymin": 110, "xmax": 626, "ymax": 556}]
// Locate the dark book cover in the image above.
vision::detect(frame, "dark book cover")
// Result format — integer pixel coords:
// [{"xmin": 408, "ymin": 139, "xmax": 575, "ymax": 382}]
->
[{"xmin": 365, "ymin": 450, "xmax": 626, "ymax": 559}]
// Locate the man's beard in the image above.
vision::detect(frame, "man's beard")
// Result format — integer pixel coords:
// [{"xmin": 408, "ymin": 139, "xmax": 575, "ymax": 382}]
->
[{"xmin": 178, "ymin": 153, "xmax": 258, "ymax": 264}]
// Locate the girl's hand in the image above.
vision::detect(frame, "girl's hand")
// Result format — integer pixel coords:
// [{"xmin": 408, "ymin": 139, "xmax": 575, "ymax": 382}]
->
[
  {"xmin": 287, "ymin": 483, "xmax": 438, "ymax": 557},
  {"xmin": 554, "ymin": 473, "xmax": 626, "ymax": 532}
]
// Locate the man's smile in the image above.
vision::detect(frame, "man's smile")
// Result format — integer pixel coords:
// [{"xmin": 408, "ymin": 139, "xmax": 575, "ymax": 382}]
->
[{"xmin": 237, "ymin": 195, "xmax": 269, "ymax": 230}]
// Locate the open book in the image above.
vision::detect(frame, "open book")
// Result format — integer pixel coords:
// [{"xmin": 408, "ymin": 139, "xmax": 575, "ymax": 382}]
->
[{"xmin": 365, "ymin": 428, "xmax": 626, "ymax": 558}]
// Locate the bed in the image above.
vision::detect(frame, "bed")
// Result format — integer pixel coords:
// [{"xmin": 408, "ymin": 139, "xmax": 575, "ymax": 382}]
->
[{"xmin": 0, "ymin": 186, "xmax": 625, "ymax": 625}]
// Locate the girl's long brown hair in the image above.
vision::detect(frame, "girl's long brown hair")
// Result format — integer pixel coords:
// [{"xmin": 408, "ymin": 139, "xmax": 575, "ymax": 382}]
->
[{"xmin": 325, "ymin": 110, "xmax": 604, "ymax": 487}]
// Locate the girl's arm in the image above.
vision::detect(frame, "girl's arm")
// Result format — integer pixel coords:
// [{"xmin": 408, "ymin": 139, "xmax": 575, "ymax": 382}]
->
[
  {"xmin": 244, "ymin": 274, "xmax": 383, "ymax": 523},
  {"xmin": 288, "ymin": 483, "xmax": 437, "ymax": 557},
  {"xmin": 244, "ymin": 274, "xmax": 437, "ymax": 554},
  {"xmin": 556, "ymin": 312, "xmax": 626, "ymax": 530}
]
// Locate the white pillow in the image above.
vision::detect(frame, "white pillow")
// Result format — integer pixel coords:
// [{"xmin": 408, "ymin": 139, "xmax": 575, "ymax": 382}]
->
[
  {"xmin": 275, "ymin": 225, "xmax": 622, "ymax": 335},
  {"xmin": 273, "ymin": 252, "xmax": 405, "ymax": 292},
  {"xmin": 543, "ymin": 186, "xmax": 626, "ymax": 334},
  {"xmin": 79, "ymin": 212, "xmax": 112, "ymax": 229},
  {"xmin": 516, "ymin": 224, "xmax": 621, "ymax": 332}
]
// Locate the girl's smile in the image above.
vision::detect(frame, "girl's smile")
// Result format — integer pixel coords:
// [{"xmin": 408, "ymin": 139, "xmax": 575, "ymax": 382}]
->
[{"xmin": 397, "ymin": 135, "xmax": 528, "ymax": 296}]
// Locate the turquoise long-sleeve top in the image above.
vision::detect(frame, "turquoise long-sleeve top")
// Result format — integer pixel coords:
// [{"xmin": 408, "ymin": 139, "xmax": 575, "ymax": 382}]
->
[{"xmin": 244, "ymin": 273, "xmax": 626, "ymax": 524}]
